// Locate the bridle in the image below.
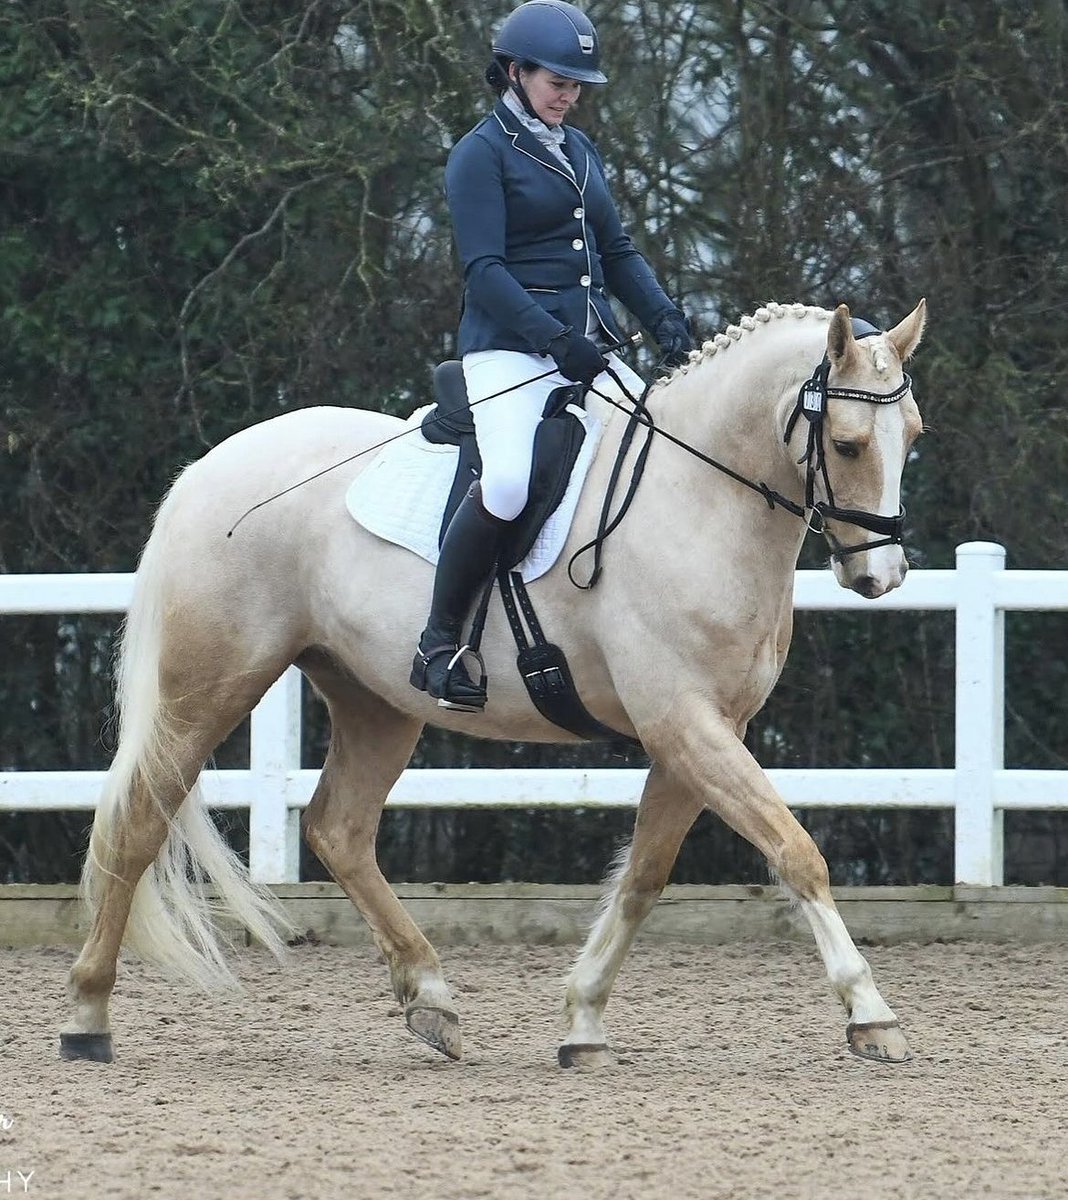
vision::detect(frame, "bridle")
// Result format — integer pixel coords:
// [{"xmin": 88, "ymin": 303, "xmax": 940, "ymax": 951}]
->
[
  {"xmin": 781, "ymin": 320, "xmax": 912, "ymax": 560},
  {"xmin": 571, "ymin": 317, "xmax": 914, "ymax": 586}
]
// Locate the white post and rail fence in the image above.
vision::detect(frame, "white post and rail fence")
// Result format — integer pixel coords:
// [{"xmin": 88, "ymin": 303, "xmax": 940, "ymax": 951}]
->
[{"xmin": 1, "ymin": 542, "xmax": 1067, "ymax": 944}]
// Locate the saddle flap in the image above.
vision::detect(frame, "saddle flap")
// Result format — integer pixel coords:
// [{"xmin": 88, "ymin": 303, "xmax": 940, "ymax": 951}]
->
[
  {"xmin": 501, "ymin": 410, "xmax": 586, "ymax": 567},
  {"xmin": 433, "ymin": 405, "xmax": 588, "ymax": 569},
  {"xmin": 425, "ymin": 361, "xmax": 590, "ymax": 569}
]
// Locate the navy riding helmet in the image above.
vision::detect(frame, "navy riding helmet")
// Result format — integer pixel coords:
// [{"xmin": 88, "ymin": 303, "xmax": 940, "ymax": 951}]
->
[{"xmin": 492, "ymin": 0, "xmax": 608, "ymax": 85}]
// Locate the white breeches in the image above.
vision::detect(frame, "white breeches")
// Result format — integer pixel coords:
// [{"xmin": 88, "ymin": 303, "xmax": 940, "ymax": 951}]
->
[{"xmin": 463, "ymin": 349, "xmax": 645, "ymax": 522}]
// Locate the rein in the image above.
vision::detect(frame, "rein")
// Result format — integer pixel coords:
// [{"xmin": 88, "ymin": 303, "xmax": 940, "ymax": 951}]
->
[
  {"xmin": 566, "ymin": 369, "xmax": 657, "ymax": 588},
  {"xmin": 568, "ymin": 322, "xmax": 913, "ymax": 582}
]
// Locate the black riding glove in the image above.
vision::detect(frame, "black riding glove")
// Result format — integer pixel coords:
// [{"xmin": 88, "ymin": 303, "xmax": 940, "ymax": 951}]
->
[
  {"xmin": 652, "ymin": 310, "xmax": 695, "ymax": 369},
  {"xmin": 546, "ymin": 329, "xmax": 607, "ymax": 386}
]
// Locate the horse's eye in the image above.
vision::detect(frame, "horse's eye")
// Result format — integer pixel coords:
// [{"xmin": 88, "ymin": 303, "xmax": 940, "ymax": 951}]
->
[{"xmin": 832, "ymin": 440, "xmax": 860, "ymax": 459}]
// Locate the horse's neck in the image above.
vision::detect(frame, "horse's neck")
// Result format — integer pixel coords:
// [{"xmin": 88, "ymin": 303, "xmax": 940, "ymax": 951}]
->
[
  {"xmin": 602, "ymin": 326, "xmax": 818, "ymax": 595},
  {"xmin": 653, "ymin": 327, "xmax": 815, "ymax": 489},
  {"xmin": 661, "ymin": 330, "xmax": 812, "ymax": 505}
]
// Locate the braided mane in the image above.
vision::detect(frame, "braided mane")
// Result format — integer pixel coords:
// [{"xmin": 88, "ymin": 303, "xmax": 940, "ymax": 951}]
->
[{"xmin": 651, "ymin": 301, "xmax": 833, "ymax": 391}]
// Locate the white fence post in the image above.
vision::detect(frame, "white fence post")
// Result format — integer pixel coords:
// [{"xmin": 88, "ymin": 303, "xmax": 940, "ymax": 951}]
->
[
  {"xmin": 248, "ymin": 667, "xmax": 302, "ymax": 884},
  {"xmin": 954, "ymin": 542, "xmax": 1006, "ymax": 885}
]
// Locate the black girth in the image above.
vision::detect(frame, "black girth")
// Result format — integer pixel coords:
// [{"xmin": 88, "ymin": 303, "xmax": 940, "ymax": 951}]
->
[{"xmin": 497, "ymin": 568, "xmax": 640, "ymax": 747}]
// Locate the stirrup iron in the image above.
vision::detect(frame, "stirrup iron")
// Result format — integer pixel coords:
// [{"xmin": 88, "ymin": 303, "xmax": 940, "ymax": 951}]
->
[
  {"xmin": 410, "ymin": 641, "xmax": 488, "ymax": 712},
  {"xmin": 436, "ymin": 644, "xmax": 487, "ymax": 712}
]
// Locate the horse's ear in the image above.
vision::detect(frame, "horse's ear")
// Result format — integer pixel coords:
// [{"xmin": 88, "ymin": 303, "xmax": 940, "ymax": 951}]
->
[
  {"xmin": 887, "ymin": 298, "xmax": 927, "ymax": 362},
  {"xmin": 826, "ymin": 303, "xmax": 859, "ymax": 370}
]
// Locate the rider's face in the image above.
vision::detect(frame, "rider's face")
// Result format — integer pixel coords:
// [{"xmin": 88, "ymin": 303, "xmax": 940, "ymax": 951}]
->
[{"xmin": 512, "ymin": 66, "xmax": 581, "ymax": 126}]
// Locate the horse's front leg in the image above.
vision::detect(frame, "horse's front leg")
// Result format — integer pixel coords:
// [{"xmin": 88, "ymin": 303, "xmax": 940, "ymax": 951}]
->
[
  {"xmin": 560, "ymin": 762, "xmax": 703, "ymax": 1069},
  {"xmin": 650, "ymin": 697, "xmax": 911, "ymax": 1064}
]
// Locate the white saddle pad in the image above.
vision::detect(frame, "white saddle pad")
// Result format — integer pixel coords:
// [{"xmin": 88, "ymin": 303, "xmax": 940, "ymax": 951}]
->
[{"xmin": 345, "ymin": 403, "xmax": 603, "ymax": 583}]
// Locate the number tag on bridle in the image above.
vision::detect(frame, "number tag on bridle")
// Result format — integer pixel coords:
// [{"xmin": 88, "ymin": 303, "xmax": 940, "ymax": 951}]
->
[{"xmin": 801, "ymin": 377, "xmax": 825, "ymax": 419}]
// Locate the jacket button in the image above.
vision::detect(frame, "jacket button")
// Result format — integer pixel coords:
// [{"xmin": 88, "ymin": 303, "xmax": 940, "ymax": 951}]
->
[
  {"xmin": 573, "ymin": 207, "xmax": 584, "ymax": 219},
  {"xmin": 579, "ymin": 274, "xmax": 591, "ymax": 286},
  {"xmin": 572, "ymin": 238, "xmax": 584, "ymax": 250}
]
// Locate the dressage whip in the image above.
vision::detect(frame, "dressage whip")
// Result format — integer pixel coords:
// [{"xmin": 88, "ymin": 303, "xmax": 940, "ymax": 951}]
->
[{"xmin": 224, "ymin": 332, "xmax": 643, "ymax": 538}]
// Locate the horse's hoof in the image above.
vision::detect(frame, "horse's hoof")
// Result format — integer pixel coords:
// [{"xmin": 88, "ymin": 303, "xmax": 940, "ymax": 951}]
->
[
  {"xmin": 846, "ymin": 1020, "xmax": 911, "ymax": 1063},
  {"xmin": 406, "ymin": 1005, "xmax": 462, "ymax": 1061},
  {"xmin": 557, "ymin": 1042, "xmax": 614, "ymax": 1071},
  {"xmin": 59, "ymin": 1032, "xmax": 114, "ymax": 1063}
]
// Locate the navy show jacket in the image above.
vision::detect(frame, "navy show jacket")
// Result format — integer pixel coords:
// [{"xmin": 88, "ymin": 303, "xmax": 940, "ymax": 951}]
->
[{"xmin": 446, "ymin": 100, "xmax": 680, "ymax": 357}]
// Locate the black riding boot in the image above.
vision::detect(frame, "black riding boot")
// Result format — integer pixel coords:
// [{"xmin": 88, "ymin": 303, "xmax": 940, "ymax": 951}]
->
[{"xmin": 410, "ymin": 482, "xmax": 510, "ymax": 711}]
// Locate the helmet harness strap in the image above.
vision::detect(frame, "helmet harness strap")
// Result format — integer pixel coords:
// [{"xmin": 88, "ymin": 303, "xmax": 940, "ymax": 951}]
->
[{"xmin": 506, "ymin": 59, "xmax": 547, "ymax": 122}]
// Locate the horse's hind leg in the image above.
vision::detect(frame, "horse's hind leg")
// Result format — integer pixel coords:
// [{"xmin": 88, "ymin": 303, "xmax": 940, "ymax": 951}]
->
[
  {"xmin": 64, "ymin": 772, "xmax": 175, "ymax": 1062},
  {"xmin": 298, "ymin": 662, "xmax": 460, "ymax": 1060},
  {"xmin": 64, "ymin": 666, "xmax": 284, "ymax": 1062},
  {"xmin": 64, "ymin": 741, "xmax": 205, "ymax": 1061},
  {"xmin": 560, "ymin": 762, "xmax": 703, "ymax": 1070}
]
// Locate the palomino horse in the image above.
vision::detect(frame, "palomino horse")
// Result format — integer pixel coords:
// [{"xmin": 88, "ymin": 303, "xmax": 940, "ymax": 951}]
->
[{"xmin": 62, "ymin": 300, "xmax": 925, "ymax": 1069}]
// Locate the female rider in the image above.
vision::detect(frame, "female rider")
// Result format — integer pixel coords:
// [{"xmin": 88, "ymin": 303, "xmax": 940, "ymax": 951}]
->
[{"xmin": 411, "ymin": 0, "xmax": 693, "ymax": 711}]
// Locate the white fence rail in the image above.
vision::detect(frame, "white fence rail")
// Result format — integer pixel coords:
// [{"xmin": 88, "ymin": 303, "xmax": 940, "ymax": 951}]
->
[{"xmin": 2, "ymin": 542, "xmax": 1066, "ymax": 887}]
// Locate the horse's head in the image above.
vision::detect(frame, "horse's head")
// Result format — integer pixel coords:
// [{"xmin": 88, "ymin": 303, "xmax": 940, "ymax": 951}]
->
[{"xmin": 789, "ymin": 300, "xmax": 926, "ymax": 599}]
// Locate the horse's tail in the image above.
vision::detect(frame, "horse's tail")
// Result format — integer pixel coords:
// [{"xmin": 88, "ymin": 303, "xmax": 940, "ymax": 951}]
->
[{"xmin": 82, "ymin": 481, "xmax": 291, "ymax": 990}]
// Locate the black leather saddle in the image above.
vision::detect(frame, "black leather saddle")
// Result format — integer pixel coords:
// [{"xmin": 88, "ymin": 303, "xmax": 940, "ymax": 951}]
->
[{"xmin": 420, "ymin": 361, "xmax": 589, "ymax": 570}]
